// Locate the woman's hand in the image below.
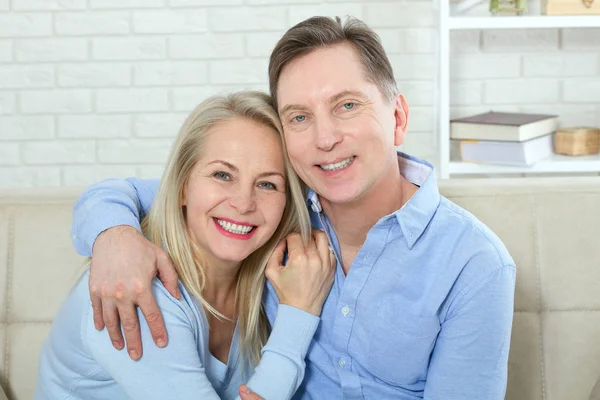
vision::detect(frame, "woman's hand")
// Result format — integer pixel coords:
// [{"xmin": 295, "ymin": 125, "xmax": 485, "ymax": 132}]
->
[{"xmin": 265, "ymin": 229, "xmax": 335, "ymax": 316}]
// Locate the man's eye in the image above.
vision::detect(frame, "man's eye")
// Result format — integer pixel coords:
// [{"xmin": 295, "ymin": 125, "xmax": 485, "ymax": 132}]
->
[
  {"xmin": 213, "ymin": 171, "xmax": 231, "ymax": 180},
  {"xmin": 342, "ymin": 102, "xmax": 356, "ymax": 110},
  {"xmin": 258, "ymin": 182, "xmax": 277, "ymax": 190},
  {"xmin": 293, "ymin": 115, "xmax": 306, "ymax": 123}
]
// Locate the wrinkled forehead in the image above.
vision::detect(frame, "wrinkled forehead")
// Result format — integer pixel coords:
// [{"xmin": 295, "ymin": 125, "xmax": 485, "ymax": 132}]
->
[{"xmin": 276, "ymin": 44, "xmax": 379, "ymax": 110}]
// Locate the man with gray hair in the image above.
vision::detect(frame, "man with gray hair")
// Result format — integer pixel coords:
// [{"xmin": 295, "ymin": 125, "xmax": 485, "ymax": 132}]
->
[{"xmin": 71, "ymin": 16, "xmax": 515, "ymax": 399}]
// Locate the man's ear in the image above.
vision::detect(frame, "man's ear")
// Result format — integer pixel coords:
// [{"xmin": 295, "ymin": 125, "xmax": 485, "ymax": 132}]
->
[{"xmin": 393, "ymin": 94, "xmax": 410, "ymax": 147}]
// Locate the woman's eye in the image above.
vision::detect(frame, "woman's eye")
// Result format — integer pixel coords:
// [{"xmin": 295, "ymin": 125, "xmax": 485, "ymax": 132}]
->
[
  {"xmin": 293, "ymin": 115, "xmax": 306, "ymax": 123},
  {"xmin": 258, "ymin": 182, "xmax": 277, "ymax": 190},
  {"xmin": 213, "ymin": 171, "xmax": 231, "ymax": 180},
  {"xmin": 342, "ymin": 102, "xmax": 356, "ymax": 110}
]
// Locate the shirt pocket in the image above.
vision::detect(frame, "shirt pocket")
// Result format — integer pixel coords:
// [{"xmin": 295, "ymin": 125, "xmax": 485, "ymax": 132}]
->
[{"xmin": 365, "ymin": 299, "xmax": 441, "ymax": 386}]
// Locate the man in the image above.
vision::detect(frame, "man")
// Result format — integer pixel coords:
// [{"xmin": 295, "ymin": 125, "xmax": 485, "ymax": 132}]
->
[{"xmin": 71, "ymin": 16, "xmax": 515, "ymax": 399}]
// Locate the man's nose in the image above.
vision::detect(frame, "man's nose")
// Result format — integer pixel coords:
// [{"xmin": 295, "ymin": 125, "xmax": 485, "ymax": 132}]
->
[{"xmin": 315, "ymin": 117, "xmax": 342, "ymax": 151}]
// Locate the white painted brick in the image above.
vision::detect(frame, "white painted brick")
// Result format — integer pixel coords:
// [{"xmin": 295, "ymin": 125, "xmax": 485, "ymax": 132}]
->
[
  {"xmin": 0, "ymin": 0, "xmax": 7, "ymax": 10},
  {"xmin": 63, "ymin": 165, "xmax": 137, "ymax": 186},
  {"xmin": 96, "ymin": 88, "xmax": 169, "ymax": 113},
  {"xmin": 134, "ymin": 62, "xmax": 208, "ymax": 86},
  {"xmin": 401, "ymin": 28, "xmax": 436, "ymax": 54},
  {"xmin": 398, "ymin": 81, "xmax": 434, "ymax": 107},
  {"xmin": 0, "ymin": 143, "xmax": 19, "ymax": 166},
  {"xmin": 0, "ymin": 116, "xmax": 55, "ymax": 139},
  {"xmin": 209, "ymin": 7, "xmax": 287, "ymax": 32},
  {"xmin": 171, "ymin": 87, "xmax": 222, "ymax": 112},
  {"xmin": 389, "ymin": 55, "xmax": 435, "ymax": 80},
  {"xmin": 451, "ymin": 55, "xmax": 520, "ymax": 80},
  {"xmin": 133, "ymin": 10, "xmax": 207, "ymax": 34},
  {"xmin": 0, "ymin": 93, "xmax": 16, "ymax": 115},
  {"xmin": 170, "ymin": 34, "xmax": 245, "ymax": 59},
  {"xmin": 98, "ymin": 139, "xmax": 173, "ymax": 164},
  {"xmin": 519, "ymin": 104, "xmax": 597, "ymax": 128},
  {"xmin": 90, "ymin": 0, "xmax": 165, "ymax": 8},
  {"xmin": 564, "ymin": 78, "xmax": 600, "ymax": 103},
  {"xmin": 136, "ymin": 165, "xmax": 164, "ymax": 179},
  {"xmin": 484, "ymin": 80, "xmax": 560, "ymax": 104},
  {"xmin": 288, "ymin": 4, "xmax": 364, "ymax": 26},
  {"xmin": 374, "ymin": 30, "xmax": 403, "ymax": 54},
  {"xmin": 246, "ymin": 32, "xmax": 284, "ymax": 58},
  {"xmin": 12, "ymin": 0, "xmax": 85, "ymax": 10},
  {"xmin": 249, "ymin": 0, "xmax": 318, "ymax": 4},
  {"xmin": 170, "ymin": 0, "xmax": 242, "ymax": 5},
  {"xmin": 0, "ymin": 167, "xmax": 60, "ymax": 188},
  {"xmin": 400, "ymin": 133, "xmax": 435, "ymax": 159},
  {"xmin": 450, "ymin": 31, "xmax": 480, "ymax": 54},
  {"xmin": 364, "ymin": 2, "xmax": 434, "ymax": 28},
  {"xmin": 450, "ymin": 105, "xmax": 519, "ymax": 120},
  {"xmin": 407, "ymin": 106, "xmax": 434, "ymax": 133},
  {"xmin": 59, "ymin": 115, "xmax": 131, "ymax": 138},
  {"xmin": 134, "ymin": 113, "xmax": 186, "ymax": 137},
  {"xmin": 22, "ymin": 140, "xmax": 95, "ymax": 164},
  {"xmin": 451, "ymin": 81, "xmax": 483, "ymax": 106},
  {"xmin": 15, "ymin": 38, "xmax": 88, "ymax": 62},
  {"xmin": 93, "ymin": 38, "xmax": 166, "ymax": 60},
  {"xmin": 0, "ymin": 13, "xmax": 52, "ymax": 37},
  {"xmin": 21, "ymin": 90, "xmax": 92, "ymax": 114},
  {"xmin": 0, "ymin": 41, "xmax": 11, "ymax": 62},
  {"xmin": 482, "ymin": 29, "xmax": 559, "ymax": 52},
  {"xmin": 562, "ymin": 28, "xmax": 600, "ymax": 50},
  {"xmin": 58, "ymin": 63, "xmax": 131, "ymax": 87},
  {"xmin": 523, "ymin": 54, "xmax": 599, "ymax": 78},
  {"xmin": 0, "ymin": 65, "xmax": 54, "ymax": 88},
  {"xmin": 209, "ymin": 59, "xmax": 269, "ymax": 84},
  {"xmin": 55, "ymin": 12, "xmax": 130, "ymax": 35}
]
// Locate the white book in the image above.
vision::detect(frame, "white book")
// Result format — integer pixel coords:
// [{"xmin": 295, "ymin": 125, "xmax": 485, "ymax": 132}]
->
[{"xmin": 452, "ymin": 134, "xmax": 554, "ymax": 166}]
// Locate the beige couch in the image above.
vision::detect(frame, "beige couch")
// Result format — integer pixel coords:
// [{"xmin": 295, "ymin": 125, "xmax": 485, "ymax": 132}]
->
[{"xmin": 1, "ymin": 178, "xmax": 599, "ymax": 400}]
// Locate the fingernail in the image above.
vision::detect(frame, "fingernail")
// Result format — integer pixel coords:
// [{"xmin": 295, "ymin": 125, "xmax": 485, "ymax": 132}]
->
[
  {"xmin": 240, "ymin": 386, "xmax": 249, "ymax": 394},
  {"xmin": 176, "ymin": 289, "xmax": 181, "ymax": 299},
  {"xmin": 113, "ymin": 341, "xmax": 123, "ymax": 350},
  {"xmin": 129, "ymin": 349, "xmax": 138, "ymax": 359},
  {"xmin": 157, "ymin": 338, "xmax": 166, "ymax": 347}
]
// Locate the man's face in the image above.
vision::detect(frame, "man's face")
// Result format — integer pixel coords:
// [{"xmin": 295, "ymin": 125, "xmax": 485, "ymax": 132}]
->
[{"xmin": 276, "ymin": 43, "xmax": 409, "ymax": 205}]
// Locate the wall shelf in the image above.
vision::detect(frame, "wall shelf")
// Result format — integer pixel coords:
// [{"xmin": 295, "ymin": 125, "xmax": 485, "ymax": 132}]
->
[
  {"xmin": 448, "ymin": 15, "xmax": 600, "ymax": 30},
  {"xmin": 437, "ymin": 1, "xmax": 600, "ymax": 178}
]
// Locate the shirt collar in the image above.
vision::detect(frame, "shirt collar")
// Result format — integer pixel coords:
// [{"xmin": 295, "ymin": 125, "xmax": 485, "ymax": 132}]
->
[{"xmin": 306, "ymin": 152, "xmax": 440, "ymax": 249}]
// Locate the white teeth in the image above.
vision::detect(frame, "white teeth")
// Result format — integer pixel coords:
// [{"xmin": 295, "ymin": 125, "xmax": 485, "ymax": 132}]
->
[
  {"xmin": 320, "ymin": 156, "xmax": 355, "ymax": 171},
  {"xmin": 217, "ymin": 219, "xmax": 254, "ymax": 235}
]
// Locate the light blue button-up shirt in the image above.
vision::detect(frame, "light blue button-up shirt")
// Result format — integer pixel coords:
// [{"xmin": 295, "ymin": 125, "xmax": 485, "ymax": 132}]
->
[{"xmin": 71, "ymin": 152, "xmax": 516, "ymax": 399}]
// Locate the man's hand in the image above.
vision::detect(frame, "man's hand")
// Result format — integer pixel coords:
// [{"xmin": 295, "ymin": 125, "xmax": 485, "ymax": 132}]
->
[
  {"xmin": 266, "ymin": 230, "xmax": 335, "ymax": 316},
  {"xmin": 238, "ymin": 385, "xmax": 264, "ymax": 400},
  {"xmin": 89, "ymin": 225, "xmax": 180, "ymax": 360}
]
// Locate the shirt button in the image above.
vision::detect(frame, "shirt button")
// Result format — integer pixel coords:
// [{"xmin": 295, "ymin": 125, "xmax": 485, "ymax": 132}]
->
[
  {"xmin": 363, "ymin": 254, "xmax": 369, "ymax": 261},
  {"xmin": 341, "ymin": 305, "xmax": 350, "ymax": 316},
  {"xmin": 338, "ymin": 359, "xmax": 346, "ymax": 368}
]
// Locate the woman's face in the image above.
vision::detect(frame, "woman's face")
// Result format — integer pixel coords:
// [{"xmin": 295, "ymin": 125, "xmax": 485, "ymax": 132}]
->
[{"xmin": 182, "ymin": 117, "xmax": 287, "ymax": 268}]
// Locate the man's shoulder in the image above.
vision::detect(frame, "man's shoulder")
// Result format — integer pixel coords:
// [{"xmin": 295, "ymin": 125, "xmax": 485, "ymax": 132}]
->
[{"xmin": 434, "ymin": 196, "xmax": 514, "ymax": 268}]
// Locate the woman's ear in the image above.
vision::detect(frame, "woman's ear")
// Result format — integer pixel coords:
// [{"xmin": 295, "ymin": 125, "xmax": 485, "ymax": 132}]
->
[{"xmin": 393, "ymin": 94, "xmax": 410, "ymax": 147}]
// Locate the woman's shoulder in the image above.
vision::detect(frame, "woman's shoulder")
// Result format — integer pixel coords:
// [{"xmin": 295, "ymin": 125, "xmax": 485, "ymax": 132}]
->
[{"xmin": 149, "ymin": 278, "xmax": 207, "ymax": 332}]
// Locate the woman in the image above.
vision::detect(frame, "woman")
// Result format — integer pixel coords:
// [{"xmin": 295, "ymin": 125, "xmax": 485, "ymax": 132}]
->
[{"xmin": 35, "ymin": 91, "xmax": 334, "ymax": 399}]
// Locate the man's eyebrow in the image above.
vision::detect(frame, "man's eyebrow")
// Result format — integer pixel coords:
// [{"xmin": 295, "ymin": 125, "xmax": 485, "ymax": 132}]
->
[
  {"xmin": 280, "ymin": 90, "xmax": 369, "ymax": 116},
  {"xmin": 328, "ymin": 90, "xmax": 368, "ymax": 104},
  {"xmin": 206, "ymin": 160, "xmax": 285, "ymax": 180},
  {"xmin": 279, "ymin": 103, "xmax": 309, "ymax": 117}
]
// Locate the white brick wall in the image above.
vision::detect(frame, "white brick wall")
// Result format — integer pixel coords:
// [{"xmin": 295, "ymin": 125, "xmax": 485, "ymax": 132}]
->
[{"xmin": 0, "ymin": 1, "xmax": 599, "ymax": 188}]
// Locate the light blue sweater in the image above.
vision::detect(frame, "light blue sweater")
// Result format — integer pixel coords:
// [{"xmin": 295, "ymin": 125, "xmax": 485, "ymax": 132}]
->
[{"xmin": 35, "ymin": 270, "xmax": 319, "ymax": 399}]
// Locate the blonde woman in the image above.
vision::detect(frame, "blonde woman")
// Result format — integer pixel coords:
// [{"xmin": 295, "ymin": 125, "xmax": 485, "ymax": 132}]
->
[{"xmin": 35, "ymin": 91, "xmax": 335, "ymax": 399}]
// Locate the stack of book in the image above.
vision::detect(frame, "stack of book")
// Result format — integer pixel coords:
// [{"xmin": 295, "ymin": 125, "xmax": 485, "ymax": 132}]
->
[{"xmin": 450, "ymin": 111, "xmax": 558, "ymax": 166}]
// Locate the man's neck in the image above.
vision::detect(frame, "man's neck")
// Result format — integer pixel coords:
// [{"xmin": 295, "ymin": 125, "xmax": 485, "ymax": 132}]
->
[{"xmin": 320, "ymin": 157, "xmax": 418, "ymax": 273}]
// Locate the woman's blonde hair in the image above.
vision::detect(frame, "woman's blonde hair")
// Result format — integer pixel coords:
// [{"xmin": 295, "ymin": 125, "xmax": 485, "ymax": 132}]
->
[{"xmin": 143, "ymin": 91, "xmax": 311, "ymax": 367}]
